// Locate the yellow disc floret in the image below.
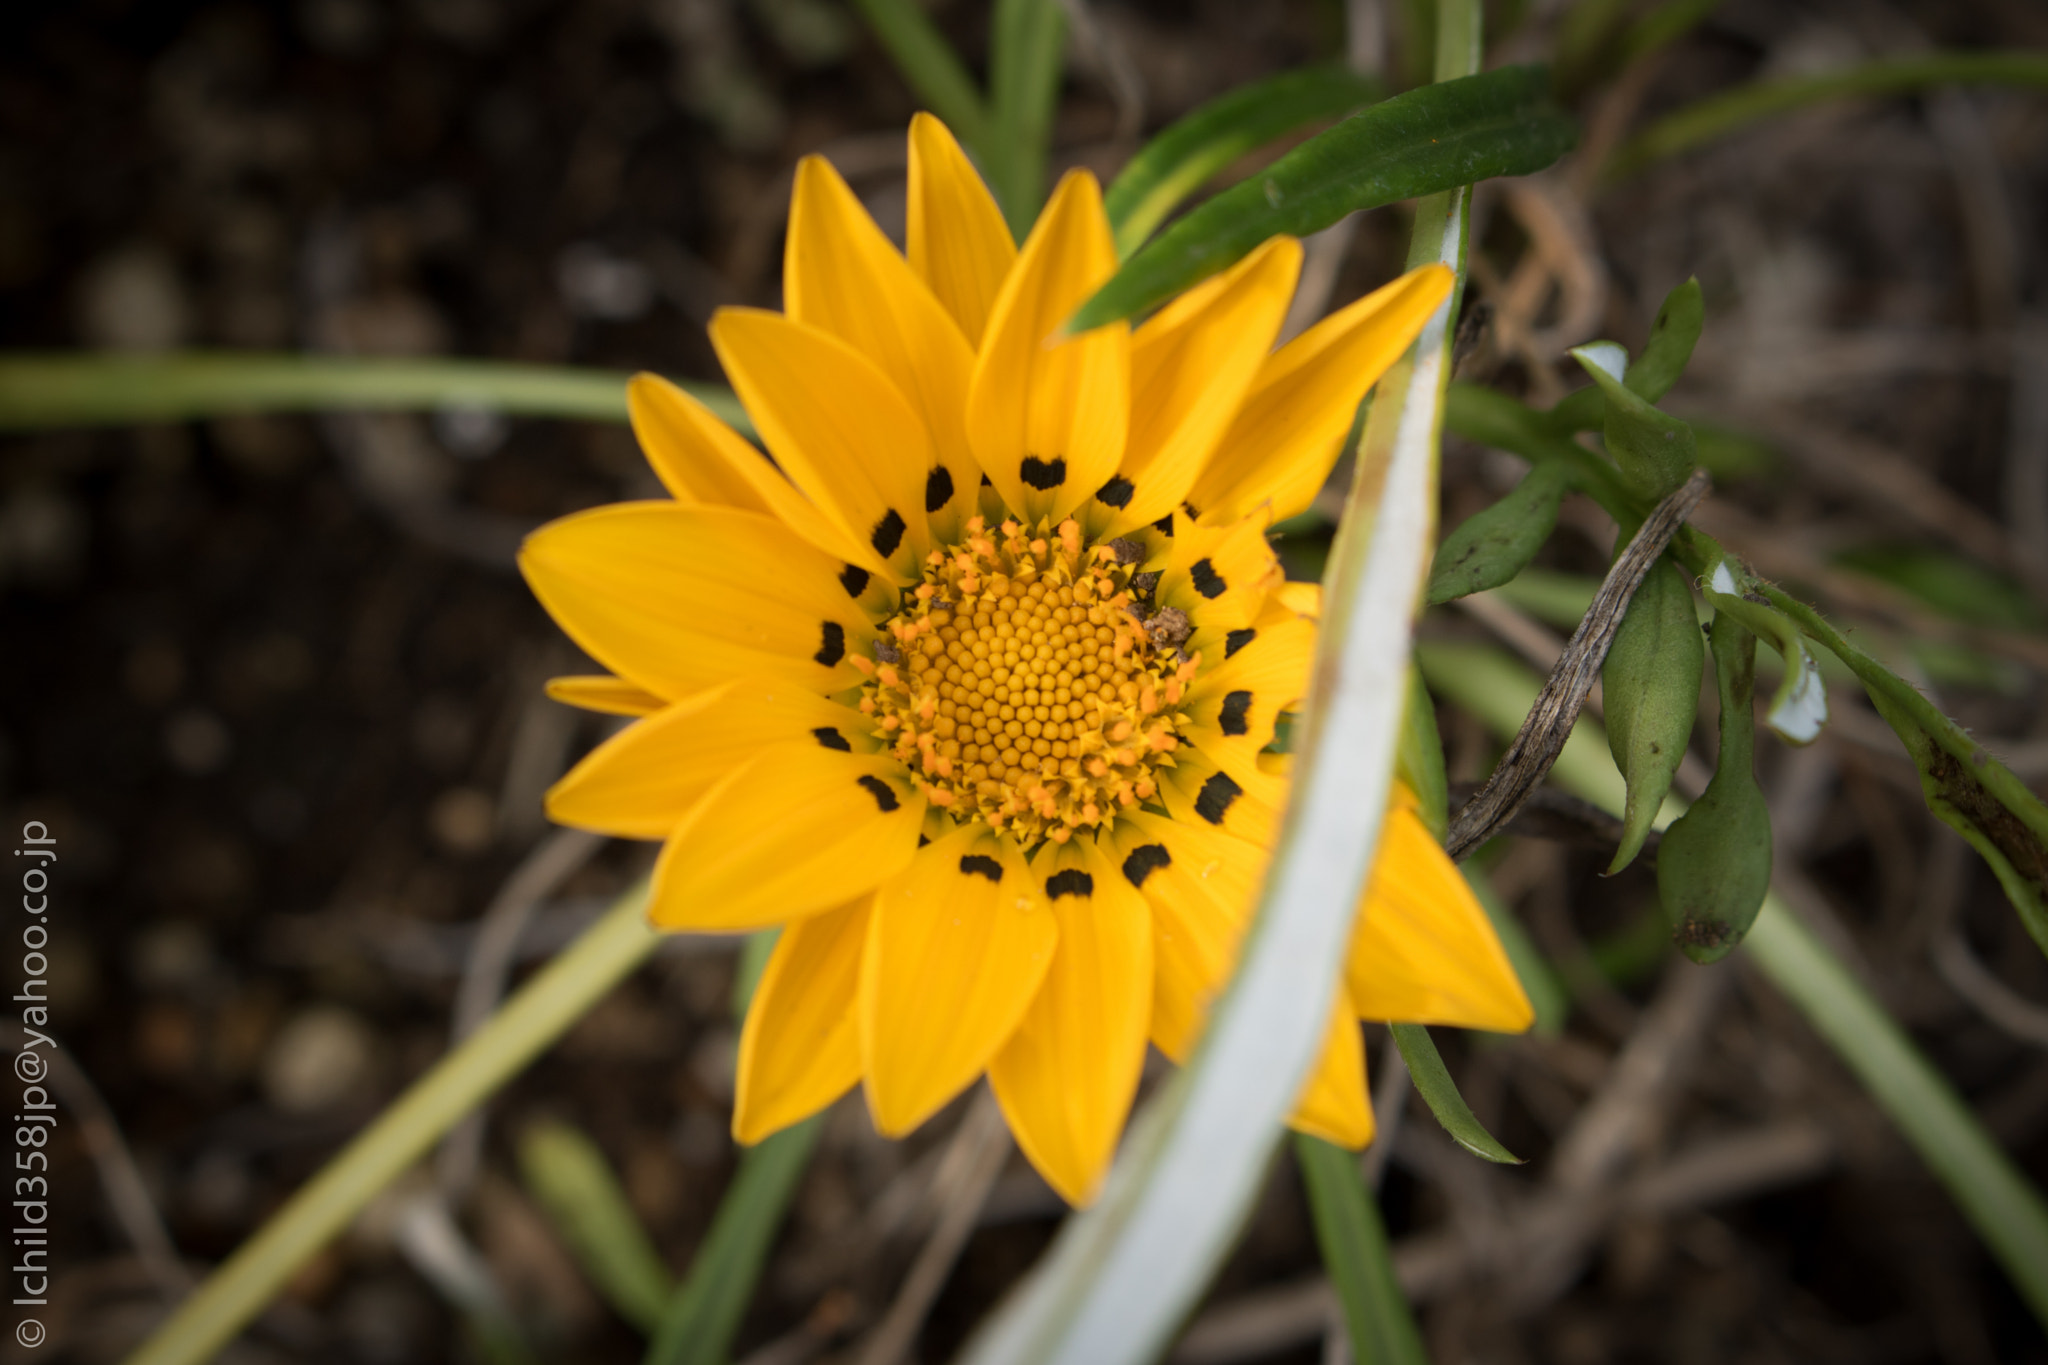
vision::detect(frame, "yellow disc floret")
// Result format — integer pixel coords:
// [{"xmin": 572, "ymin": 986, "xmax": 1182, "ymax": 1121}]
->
[{"xmin": 858, "ymin": 514, "xmax": 1197, "ymax": 847}]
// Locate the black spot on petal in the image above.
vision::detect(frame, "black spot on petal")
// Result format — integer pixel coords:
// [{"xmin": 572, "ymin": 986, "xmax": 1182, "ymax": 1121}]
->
[
  {"xmin": 918, "ymin": 833, "xmax": 931, "ymax": 847},
  {"xmin": 1121, "ymin": 843, "xmax": 1171, "ymax": 888},
  {"xmin": 980, "ymin": 473, "xmax": 993, "ymax": 487},
  {"xmin": 925, "ymin": 466, "xmax": 955, "ymax": 512},
  {"xmin": 1218, "ymin": 691, "xmax": 1253, "ymax": 736},
  {"xmin": 871, "ymin": 509, "xmax": 906, "ymax": 558},
  {"xmin": 1045, "ymin": 868, "xmax": 1094, "ymax": 899},
  {"xmin": 857, "ymin": 775, "xmax": 900, "ymax": 812},
  {"xmin": 959, "ymin": 854, "xmax": 1003, "ymax": 883},
  {"xmin": 839, "ymin": 564, "xmax": 871, "ymax": 598},
  {"xmin": 1095, "ymin": 475, "xmax": 1135, "ymax": 508},
  {"xmin": 1195, "ymin": 772, "xmax": 1243, "ymax": 824},
  {"xmin": 1191, "ymin": 558, "xmax": 1227, "ymax": 599},
  {"xmin": 1020, "ymin": 456, "xmax": 1067, "ymax": 490},
  {"xmin": 815, "ymin": 622, "xmax": 846, "ymax": 666},
  {"xmin": 812, "ymin": 726, "xmax": 851, "ymax": 752},
  {"xmin": 1224, "ymin": 628, "xmax": 1256, "ymax": 659},
  {"xmin": 1153, "ymin": 514, "xmax": 1176, "ymax": 535}
]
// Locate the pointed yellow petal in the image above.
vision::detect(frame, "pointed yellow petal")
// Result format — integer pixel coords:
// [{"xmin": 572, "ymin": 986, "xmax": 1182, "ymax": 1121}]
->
[
  {"xmin": 988, "ymin": 839, "xmax": 1152, "ymax": 1206},
  {"xmin": 1191, "ymin": 263, "xmax": 1453, "ymax": 524},
  {"xmin": 627, "ymin": 373, "xmax": 882, "ymax": 572},
  {"xmin": 1275, "ymin": 580, "xmax": 1322, "ymax": 618},
  {"xmin": 1348, "ymin": 800, "xmax": 1535, "ymax": 1033},
  {"xmin": 734, "ymin": 896, "xmax": 871, "ymax": 1144},
  {"xmin": 1111, "ymin": 812, "xmax": 1262, "ymax": 1062},
  {"xmin": 520, "ymin": 502, "xmax": 872, "ymax": 700},
  {"xmin": 1151, "ymin": 510, "xmax": 1283, "ymax": 633},
  {"xmin": 966, "ymin": 170, "xmax": 1129, "ymax": 524},
  {"xmin": 547, "ymin": 680, "xmax": 876, "ymax": 840},
  {"xmin": 1104, "ymin": 238, "xmax": 1301, "ymax": 530},
  {"xmin": 859, "ymin": 829, "xmax": 1057, "ymax": 1135},
  {"xmin": 649, "ymin": 752, "xmax": 925, "ymax": 931},
  {"xmin": 1288, "ymin": 988, "xmax": 1375, "ymax": 1149},
  {"xmin": 711, "ymin": 308, "xmax": 934, "ymax": 581},
  {"xmin": 907, "ymin": 112, "xmax": 1016, "ymax": 347},
  {"xmin": 1158, "ymin": 750, "xmax": 1287, "ymax": 849},
  {"xmin": 1184, "ymin": 614, "xmax": 1315, "ymax": 795},
  {"xmin": 545, "ymin": 674, "xmax": 665, "ymax": 717},
  {"xmin": 786, "ymin": 156, "xmax": 982, "ymax": 543}
]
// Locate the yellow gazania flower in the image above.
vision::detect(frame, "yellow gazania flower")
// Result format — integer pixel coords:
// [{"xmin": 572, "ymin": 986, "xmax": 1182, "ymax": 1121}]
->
[{"xmin": 520, "ymin": 114, "xmax": 1532, "ymax": 1205}]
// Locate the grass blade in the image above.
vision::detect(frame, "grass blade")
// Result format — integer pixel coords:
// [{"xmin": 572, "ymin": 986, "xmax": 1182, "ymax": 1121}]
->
[
  {"xmin": 987, "ymin": 0, "xmax": 1067, "ymax": 237},
  {"xmin": 1294, "ymin": 1135, "xmax": 1426, "ymax": 1365},
  {"xmin": 1389, "ymin": 1023, "xmax": 1520, "ymax": 1163},
  {"xmin": 1103, "ymin": 65, "xmax": 1385, "ymax": 259},
  {"xmin": 847, "ymin": 0, "xmax": 992, "ymax": 154},
  {"xmin": 643, "ymin": 1117, "xmax": 825, "ymax": 1365},
  {"xmin": 519, "ymin": 1121, "xmax": 675, "ymax": 1335},
  {"xmin": 1068, "ymin": 64, "xmax": 1573, "ymax": 330}
]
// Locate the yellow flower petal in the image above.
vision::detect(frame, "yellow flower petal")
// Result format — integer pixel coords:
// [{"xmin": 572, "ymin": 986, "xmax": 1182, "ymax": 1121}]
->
[
  {"xmin": 547, "ymin": 680, "xmax": 876, "ymax": 840},
  {"xmin": 649, "ymin": 751, "xmax": 925, "ymax": 932},
  {"xmin": 1183, "ymin": 614, "xmax": 1315, "ymax": 795},
  {"xmin": 785, "ymin": 155, "xmax": 982, "ymax": 543},
  {"xmin": 1288, "ymin": 988, "xmax": 1375, "ymax": 1149},
  {"xmin": 1275, "ymin": 580, "xmax": 1322, "ymax": 618},
  {"xmin": 988, "ymin": 839, "xmax": 1152, "ymax": 1206},
  {"xmin": 1111, "ymin": 811, "xmax": 1261, "ymax": 1062},
  {"xmin": 519, "ymin": 502, "xmax": 872, "ymax": 701},
  {"xmin": 1191, "ymin": 263, "xmax": 1453, "ymax": 524},
  {"xmin": 966, "ymin": 170, "xmax": 1129, "ymax": 525},
  {"xmin": 1348, "ymin": 800, "xmax": 1535, "ymax": 1033},
  {"xmin": 860, "ymin": 828, "xmax": 1057, "ymax": 1135},
  {"xmin": 711, "ymin": 308, "xmax": 934, "ymax": 581},
  {"xmin": 544, "ymin": 674, "xmax": 665, "ymax": 717},
  {"xmin": 907, "ymin": 112, "xmax": 1016, "ymax": 347},
  {"xmin": 734, "ymin": 896, "xmax": 870, "ymax": 1144},
  {"xmin": 627, "ymin": 373, "xmax": 881, "ymax": 571},
  {"xmin": 1103, "ymin": 237, "xmax": 1301, "ymax": 531},
  {"xmin": 1151, "ymin": 510, "xmax": 1283, "ymax": 633},
  {"xmin": 1158, "ymin": 750, "xmax": 1287, "ymax": 849}
]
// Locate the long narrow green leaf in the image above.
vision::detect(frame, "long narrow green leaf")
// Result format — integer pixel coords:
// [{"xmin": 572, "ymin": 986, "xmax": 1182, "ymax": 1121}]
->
[
  {"xmin": 957, "ymin": 11, "xmax": 1483, "ymax": 1365},
  {"xmin": 1103, "ymin": 66, "xmax": 1385, "ymax": 259},
  {"xmin": 1068, "ymin": 64, "xmax": 1574, "ymax": 330},
  {"xmin": 1294, "ymin": 1135, "xmax": 1427, "ymax": 1365},
  {"xmin": 1389, "ymin": 1023, "xmax": 1520, "ymax": 1163},
  {"xmin": 987, "ymin": 0, "xmax": 1067, "ymax": 238},
  {"xmin": 519, "ymin": 1121, "xmax": 675, "ymax": 1335},
  {"xmin": 1608, "ymin": 50, "xmax": 2048, "ymax": 177},
  {"xmin": 1420, "ymin": 643, "xmax": 2048, "ymax": 1326},
  {"xmin": 848, "ymin": 0, "xmax": 993, "ymax": 153},
  {"xmin": 643, "ymin": 1117, "xmax": 824, "ymax": 1365}
]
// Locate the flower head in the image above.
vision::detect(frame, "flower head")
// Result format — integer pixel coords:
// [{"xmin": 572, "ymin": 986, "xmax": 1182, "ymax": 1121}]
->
[{"xmin": 521, "ymin": 115, "xmax": 1532, "ymax": 1205}]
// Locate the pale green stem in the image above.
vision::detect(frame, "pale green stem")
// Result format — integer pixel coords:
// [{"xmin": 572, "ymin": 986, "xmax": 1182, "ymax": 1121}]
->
[
  {"xmin": 0, "ymin": 351, "xmax": 750, "ymax": 435},
  {"xmin": 1417, "ymin": 644, "xmax": 2048, "ymax": 1326},
  {"xmin": 1608, "ymin": 50, "xmax": 2048, "ymax": 177},
  {"xmin": 126, "ymin": 885, "xmax": 660, "ymax": 1365}
]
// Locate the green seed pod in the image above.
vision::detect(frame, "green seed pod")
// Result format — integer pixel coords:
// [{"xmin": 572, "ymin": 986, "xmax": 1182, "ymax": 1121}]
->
[
  {"xmin": 1426, "ymin": 463, "xmax": 1569, "ymax": 605},
  {"xmin": 1656, "ymin": 611, "xmax": 1774, "ymax": 963},
  {"xmin": 1569, "ymin": 342, "xmax": 1698, "ymax": 502},
  {"xmin": 1602, "ymin": 553, "xmax": 1703, "ymax": 873}
]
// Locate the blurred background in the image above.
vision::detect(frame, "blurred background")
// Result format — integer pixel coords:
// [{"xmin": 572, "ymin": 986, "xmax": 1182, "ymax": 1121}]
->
[{"xmin": 1, "ymin": 0, "xmax": 2045, "ymax": 1361}]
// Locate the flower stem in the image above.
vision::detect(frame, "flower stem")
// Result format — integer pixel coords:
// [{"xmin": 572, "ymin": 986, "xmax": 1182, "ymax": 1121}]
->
[
  {"xmin": 125, "ymin": 884, "xmax": 659, "ymax": 1365},
  {"xmin": 0, "ymin": 351, "xmax": 745, "ymax": 433}
]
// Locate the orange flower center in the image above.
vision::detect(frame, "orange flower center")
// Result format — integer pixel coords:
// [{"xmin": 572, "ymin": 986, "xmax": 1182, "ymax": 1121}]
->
[{"xmin": 858, "ymin": 514, "xmax": 1196, "ymax": 848}]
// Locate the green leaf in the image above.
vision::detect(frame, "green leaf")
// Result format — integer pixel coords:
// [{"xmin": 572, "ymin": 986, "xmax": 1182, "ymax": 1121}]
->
[
  {"xmin": 1068, "ymin": 65, "xmax": 1575, "ymax": 330},
  {"xmin": 518, "ymin": 1121, "xmax": 676, "ymax": 1335},
  {"xmin": 1398, "ymin": 666, "xmax": 1451, "ymax": 842},
  {"xmin": 1628, "ymin": 276, "xmax": 1704, "ymax": 402},
  {"xmin": 987, "ymin": 0, "xmax": 1067, "ymax": 238},
  {"xmin": 1389, "ymin": 1023, "xmax": 1520, "ymax": 1164},
  {"xmin": 1569, "ymin": 342, "xmax": 1697, "ymax": 501},
  {"xmin": 1601, "ymin": 554, "xmax": 1703, "ymax": 873},
  {"xmin": 644, "ymin": 1117, "xmax": 824, "ymax": 1365},
  {"xmin": 1699, "ymin": 558, "xmax": 1828, "ymax": 744},
  {"xmin": 1426, "ymin": 463, "xmax": 1568, "ymax": 604},
  {"xmin": 1293, "ymin": 1135, "xmax": 1428, "ymax": 1365},
  {"xmin": 847, "ymin": 0, "xmax": 992, "ymax": 154},
  {"xmin": 1655, "ymin": 613, "xmax": 1772, "ymax": 961},
  {"xmin": 1619, "ymin": 0, "xmax": 1724, "ymax": 65},
  {"xmin": 1103, "ymin": 66, "xmax": 1384, "ymax": 260}
]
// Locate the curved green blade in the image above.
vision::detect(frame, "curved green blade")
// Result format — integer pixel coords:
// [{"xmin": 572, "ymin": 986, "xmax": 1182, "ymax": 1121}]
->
[
  {"xmin": 1104, "ymin": 65, "xmax": 1385, "ymax": 259},
  {"xmin": 1069, "ymin": 65, "xmax": 1574, "ymax": 331}
]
